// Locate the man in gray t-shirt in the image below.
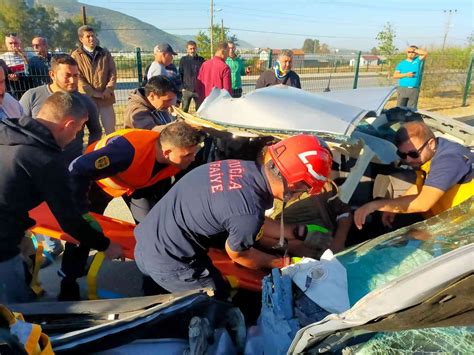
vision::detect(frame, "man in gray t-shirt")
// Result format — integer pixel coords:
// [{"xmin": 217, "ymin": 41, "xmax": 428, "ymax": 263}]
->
[{"xmin": 20, "ymin": 54, "xmax": 101, "ymax": 163}]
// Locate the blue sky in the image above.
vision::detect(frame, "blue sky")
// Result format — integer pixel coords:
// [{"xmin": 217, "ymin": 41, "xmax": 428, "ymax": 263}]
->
[{"xmin": 81, "ymin": 0, "xmax": 473, "ymax": 50}]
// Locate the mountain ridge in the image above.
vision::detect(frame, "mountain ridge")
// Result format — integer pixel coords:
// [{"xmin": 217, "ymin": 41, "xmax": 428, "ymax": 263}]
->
[{"xmin": 35, "ymin": 0, "xmax": 188, "ymax": 51}]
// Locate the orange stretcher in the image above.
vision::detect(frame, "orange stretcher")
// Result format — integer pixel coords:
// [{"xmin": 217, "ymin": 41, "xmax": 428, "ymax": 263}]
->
[{"xmin": 29, "ymin": 202, "xmax": 266, "ymax": 298}]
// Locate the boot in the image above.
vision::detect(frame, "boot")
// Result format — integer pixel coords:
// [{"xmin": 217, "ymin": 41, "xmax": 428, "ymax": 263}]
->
[{"xmin": 57, "ymin": 278, "xmax": 80, "ymax": 301}]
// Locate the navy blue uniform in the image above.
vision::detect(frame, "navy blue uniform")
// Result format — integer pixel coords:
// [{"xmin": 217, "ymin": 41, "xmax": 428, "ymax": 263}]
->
[
  {"xmin": 62, "ymin": 135, "xmax": 169, "ymax": 286},
  {"xmin": 134, "ymin": 159, "xmax": 273, "ymax": 297}
]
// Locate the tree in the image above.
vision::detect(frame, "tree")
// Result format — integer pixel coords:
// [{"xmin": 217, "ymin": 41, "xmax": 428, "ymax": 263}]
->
[
  {"xmin": 376, "ymin": 22, "xmax": 397, "ymax": 57},
  {"xmin": 0, "ymin": 0, "xmax": 101, "ymax": 52},
  {"xmin": 196, "ymin": 25, "xmax": 238, "ymax": 59},
  {"xmin": 302, "ymin": 38, "xmax": 320, "ymax": 54},
  {"xmin": 319, "ymin": 43, "xmax": 330, "ymax": 54},
  {"xmin": 370, "ymin": 47, "xmax": 380, "ymax": 55},
  {"xmin": 302, "ymin": 39, "xmax": 314, "ymax": 53},
  {"xmin": 53, "ymin": 16, "xmax": 102, "ymax": 51}
]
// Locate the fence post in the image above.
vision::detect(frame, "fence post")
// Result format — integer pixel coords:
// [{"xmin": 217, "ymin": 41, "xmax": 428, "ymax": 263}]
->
[
  {"xmin": 267, "ymin": 49, "xmax": 273, "ymax": 69},
  {"xmin": 462, "ymin": 54, "xmax": 473, "ymax": 107},
  {"xmin": 353, "ymin": 51, "xmax": 361, "ymax": 89},
  {"xmin": 136, "ymin": 47, "xmax": 143, "ymax": 85}
]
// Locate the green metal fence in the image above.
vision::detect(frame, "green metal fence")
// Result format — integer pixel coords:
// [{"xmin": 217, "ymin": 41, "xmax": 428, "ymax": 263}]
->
[{"xmin": 2, "ymin": 48, "xmax": 473, "ymax": 128}]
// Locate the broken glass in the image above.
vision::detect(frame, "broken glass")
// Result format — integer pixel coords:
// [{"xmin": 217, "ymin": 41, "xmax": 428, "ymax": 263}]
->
[
  {"xmin": 337, "ymin": 197, "xmax": 473, "ymax": 305},
  {"xmin": 342, "ymin": 326, "xmax": 474, "ymax": 354}
]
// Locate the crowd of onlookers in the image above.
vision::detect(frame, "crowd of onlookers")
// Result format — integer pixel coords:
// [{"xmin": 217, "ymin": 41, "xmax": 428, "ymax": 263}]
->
[{"xmin": 0, "ymin": 26, "xmax": 471, "ymax": 307}]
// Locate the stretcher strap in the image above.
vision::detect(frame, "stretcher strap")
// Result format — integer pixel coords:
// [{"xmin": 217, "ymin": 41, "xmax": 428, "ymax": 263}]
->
[
  {"xmin": 30, "ymin": 236, "xmax": 44, "ymax": 296},
  {"xmin": 87, "ymin": 252, "xmax": 105, "ymax": 300}
]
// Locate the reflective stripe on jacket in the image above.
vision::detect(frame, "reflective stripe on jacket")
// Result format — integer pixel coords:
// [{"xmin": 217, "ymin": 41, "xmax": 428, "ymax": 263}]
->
[
  {"xmin": 86, "ymin": 129, "xmax": 180, "ymax": 197},
  {"xmin": 416, "ymin": 159, "xmax": 474, "ymax": 217}
]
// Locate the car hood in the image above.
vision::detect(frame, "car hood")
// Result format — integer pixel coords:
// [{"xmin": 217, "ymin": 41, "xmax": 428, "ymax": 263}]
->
[
  {"xmin": 288, "ymin": 198, "xmax": 474, "ymax": 354},
  {"xmin": 197, "ymin": 85, "xmax": 396, "ymax": 137}
]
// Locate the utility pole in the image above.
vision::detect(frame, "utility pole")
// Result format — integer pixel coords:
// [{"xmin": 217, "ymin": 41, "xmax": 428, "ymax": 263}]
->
[
  {"xmin": 81, "ymin": 6, "xmax": 87, "ymax": 25},
  {"xmin": 442, "ymin": 9, "xmax": 457, "ymax": 50},
  {"xmin": 210, "ymin": 0, "xmax": 214, "ymax": 56},
  {"xmin": 221, "ymin": 19, "xmax": 224, "ymax": 42}
]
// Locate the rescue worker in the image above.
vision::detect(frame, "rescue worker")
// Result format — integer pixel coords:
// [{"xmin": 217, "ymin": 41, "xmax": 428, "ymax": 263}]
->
[
  {"xmin": 60, "ymin": 121, "xmax": 206, "ymax": 300},
  {"xmin": 355, "ymin": 121, "xmax": 473, "ymax": 230},
  {"xmin": 134, "ymin": 134, "xmax": 333, "ymax": 299},
  {"xmin": 0, "ymin": 92, "xmax": 123, "ymax": 304}
]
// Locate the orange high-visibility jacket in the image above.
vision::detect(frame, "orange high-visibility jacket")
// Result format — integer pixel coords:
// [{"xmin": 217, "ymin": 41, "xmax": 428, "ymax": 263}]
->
[{"xmin": 86, "ymin": 129, "xmax": 180, "ymax": 197}]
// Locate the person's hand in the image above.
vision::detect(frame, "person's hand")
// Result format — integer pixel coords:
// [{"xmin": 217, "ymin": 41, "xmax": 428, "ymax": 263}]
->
[
  {"xmin": 8, "ymin": 73, "xmax": 18, "ymax": 81},
  {"xmin": 103, "ymin": 87, "xmax": 114, "ymax": 99},
  {"xmin": 245, "ymin": 66, "xmax": 251, "ymax": 75},
  {"xmin": 104, "ymin": 242, "xmax": 124, "ymax": 261},
  {"xmin": 381, "ymin": 212, "xmax": 396, "ymax": 229},
  {"xmin": 354, "ymin": 202, "xmax": 378, "ymax": 230},
  {"xmin": 406, "ymin": 72, "xmax": 415, "ymax": 78}
]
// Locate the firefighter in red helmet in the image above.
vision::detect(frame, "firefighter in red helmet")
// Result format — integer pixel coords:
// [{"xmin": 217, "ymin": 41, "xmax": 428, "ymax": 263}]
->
[{"xmin": 134, "ymin": 134, "xmax": 333, "ymax": 299}]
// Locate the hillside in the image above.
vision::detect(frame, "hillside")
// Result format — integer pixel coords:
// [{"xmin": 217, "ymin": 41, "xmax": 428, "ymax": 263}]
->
[{"xmin": 34, "ymin": 0, "xmax": 187, "ymax": 51}]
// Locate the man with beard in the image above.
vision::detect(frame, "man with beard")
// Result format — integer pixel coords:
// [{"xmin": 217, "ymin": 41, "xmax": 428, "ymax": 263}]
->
[
  {"xmin": 72, "ymin": 25, "xmax": 117, "ymax": 134},
  {"xmin": 20, "ymin": 54, "xmax": 101, "ymax": 164},
  {"xmin": 355, "ymin": 121, "xmax": 473, "ymax": 230},
  {"xmin": 179, "ymin": 41, "xmax": 205, "ymax": 112}
]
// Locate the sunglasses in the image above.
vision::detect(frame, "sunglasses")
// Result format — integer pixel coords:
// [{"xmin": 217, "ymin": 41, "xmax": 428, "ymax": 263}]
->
[
  {"xmin": 396, "ymin": 138, "xmax": 431, "ymax": 160},
  {"xmin": 407, "ymin": 51, "xmax": 416, "ymax": 53},
  {"xmin": 6, "ymin": 32, "xmax": 17, "ymax": 37}
]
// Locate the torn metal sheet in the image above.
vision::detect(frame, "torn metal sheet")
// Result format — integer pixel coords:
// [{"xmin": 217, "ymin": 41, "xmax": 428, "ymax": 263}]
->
[
  {"xmin": 315, "ymin": 86, "xmax": 397, "ymax": 116},
  {"xmin": 197, "ymin": 86, "xmax": 369, "ymax": 136}
]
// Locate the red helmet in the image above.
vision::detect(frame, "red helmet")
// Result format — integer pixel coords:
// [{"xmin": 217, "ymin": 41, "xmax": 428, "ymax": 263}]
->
[{"xmin": 268, "ymin": 134, "xmax": 332, "ymax": 195}]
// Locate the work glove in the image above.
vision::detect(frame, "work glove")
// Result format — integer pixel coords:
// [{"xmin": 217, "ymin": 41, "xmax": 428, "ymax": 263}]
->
[{"xmin": 82, "ymin": 213, "xmax": 103, "ymax": 233}]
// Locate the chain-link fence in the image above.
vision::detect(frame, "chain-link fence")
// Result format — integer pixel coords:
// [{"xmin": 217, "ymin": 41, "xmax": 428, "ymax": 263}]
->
[{"xmin": 2, "ymin": 49, "xmax": 473, "ymax": 128}]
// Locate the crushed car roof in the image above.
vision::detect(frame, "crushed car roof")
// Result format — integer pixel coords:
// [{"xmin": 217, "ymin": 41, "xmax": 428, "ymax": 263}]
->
[{"xmin": 197, "ymin": 85, "xmax": 396, "ymax": 136}]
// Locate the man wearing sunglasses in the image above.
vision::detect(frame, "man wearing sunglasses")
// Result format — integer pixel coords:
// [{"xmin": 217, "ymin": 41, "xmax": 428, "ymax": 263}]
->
[
  {"xmin": 393, "ymin": 45, "xmax": 428, "ymax": 109},
  {"xmin": 355, "ymin": 121, "xmax": 473, "ymax": 230}
]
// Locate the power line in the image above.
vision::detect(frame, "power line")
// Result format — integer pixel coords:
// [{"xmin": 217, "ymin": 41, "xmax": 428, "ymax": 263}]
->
[{"xmin": 95, "ymin": 27, "xmax": 468, "ymax": 42}]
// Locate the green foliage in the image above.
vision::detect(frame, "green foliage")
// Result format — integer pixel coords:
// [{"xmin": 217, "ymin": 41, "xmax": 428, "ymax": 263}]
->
[
  {"xmin": 196, "ymin": 25, "xmax": 238, "ymax": 59},
  {"xmin": 319, "ymin": 43, "xmax": 330, "ymax": 54},
  {"xmin": 376, "ymin": 22, "xmax": 397, "ymax": 57},
  {"xmin": 421, "ymin": 47, "xmax": 473, "ymax": 95},
  {"xmin": 53, "ymin": 15, "xmax": 102, "ymax": 51},
  {"xmin": 371, "ymin": 47, "xmax": 380, "ymax": 55},
  {"xmin": 302, "ymin": 39, "xmax": 320, "ymax": 54},
  {"xmin": 0, "ymin": 0, "xmax": 101, "ymax": 51}
]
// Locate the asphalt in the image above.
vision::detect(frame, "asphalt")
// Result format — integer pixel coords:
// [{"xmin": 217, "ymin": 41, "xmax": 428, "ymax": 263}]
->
[{"xmin": 38, "ymin": 198, "xmax": 143, "ymax": 301}]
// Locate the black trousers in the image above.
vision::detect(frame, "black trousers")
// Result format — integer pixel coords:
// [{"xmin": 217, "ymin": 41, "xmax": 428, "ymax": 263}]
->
[
  {"xmin": 181, "ymin": 89, "xmax": 201, "ymax": 112},
  {"xmin": 60, "ymin": 179, "xmax": 172, "ymax": 282}
]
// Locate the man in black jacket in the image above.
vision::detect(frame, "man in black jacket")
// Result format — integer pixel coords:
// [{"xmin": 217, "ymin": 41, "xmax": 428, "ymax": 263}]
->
[
  {"xmin": 0, "ymin": 92, "xmax": 123, "ymax": 303},
  {"xmin": 179, "ymin": 41, "xmax": 205, "ymax": 112}
]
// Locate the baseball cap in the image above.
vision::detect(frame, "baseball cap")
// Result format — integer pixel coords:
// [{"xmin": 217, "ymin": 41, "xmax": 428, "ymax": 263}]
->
[{"xmin": 154, "ymin": 43, "xmax": 177, "ymax": 55}]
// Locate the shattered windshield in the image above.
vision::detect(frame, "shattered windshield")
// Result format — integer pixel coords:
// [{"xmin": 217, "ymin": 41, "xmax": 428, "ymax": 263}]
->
[
  {"xmin": 344, "ymin": 326, "xmax": 474, "ymax": 354},
  {"xmin": 337, "ymin": 197, "xmax": 473, "ymax": 305}
]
